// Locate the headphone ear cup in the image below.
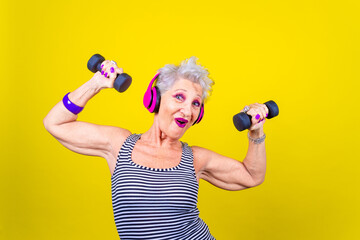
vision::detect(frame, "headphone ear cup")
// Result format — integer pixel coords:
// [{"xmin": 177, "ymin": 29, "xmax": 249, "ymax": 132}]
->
[
  {"xmin": 147, "ymin": 86, "xmax": 160, "ymax": 113},
  {"xmin": 143, "ymin": 73, "xmax": 160, "ymax": 113},
  {"xmin": 193, "ymin": 104, "xmax": 204, "ymax": 125},
  {"xmin": 143, "ymin": 87, "xmax": 152, "ymax": 111},
  {"xmin": 153, "ymin": 86, "xmax": 161, "ymax": 113}
]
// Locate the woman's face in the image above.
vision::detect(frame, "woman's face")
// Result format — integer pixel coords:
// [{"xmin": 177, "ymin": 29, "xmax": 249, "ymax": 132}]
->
[{"xmin": 156, "ymin": 78, "xmax": 203, "ymax": 139}]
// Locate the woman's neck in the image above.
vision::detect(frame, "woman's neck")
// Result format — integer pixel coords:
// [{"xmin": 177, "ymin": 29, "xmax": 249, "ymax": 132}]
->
[{"xmin": 141, "ymin": 118, "xmax": 181, "ymax": 149}]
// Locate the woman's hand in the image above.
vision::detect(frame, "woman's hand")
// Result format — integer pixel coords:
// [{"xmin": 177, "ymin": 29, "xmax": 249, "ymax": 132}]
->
[
  {"xmin": 242, "ymin": 103, "xmax": 269, "ymax": 132},
  {"xmin": 90, "ymin": 60, "xmax": 124, "ymax": 90}
]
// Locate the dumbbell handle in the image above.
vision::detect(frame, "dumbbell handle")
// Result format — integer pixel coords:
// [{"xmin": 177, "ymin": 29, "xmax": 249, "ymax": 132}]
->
[
  {"xmin": 87, "ymin": 54, "xmax": 132, "ymax": 93},
  {"xmin": 233, "ymin": 100, "xmax": 279, "ymax": 131}
]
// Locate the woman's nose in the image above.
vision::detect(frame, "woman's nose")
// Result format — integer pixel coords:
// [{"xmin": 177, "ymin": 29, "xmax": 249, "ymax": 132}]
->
[{"xmin": 180, "ymin": 103, "xmax": 192, "ymax": 117}]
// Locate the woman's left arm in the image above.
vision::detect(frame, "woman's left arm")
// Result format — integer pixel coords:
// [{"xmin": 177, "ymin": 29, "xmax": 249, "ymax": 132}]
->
[{"xmin": 193, "ymin": 103, "xmax": 268, "ymax": 191}]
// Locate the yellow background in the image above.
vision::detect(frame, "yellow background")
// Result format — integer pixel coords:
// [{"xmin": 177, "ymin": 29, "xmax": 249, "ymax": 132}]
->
[{"xmin": 1, "ymin": 0, "xmax": 359, "ymax": 239}]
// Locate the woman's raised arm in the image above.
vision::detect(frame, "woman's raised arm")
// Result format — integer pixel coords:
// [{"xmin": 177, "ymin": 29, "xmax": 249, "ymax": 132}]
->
[
  {"xmin": 43, "ymin": 62, "xmax": 131, "ymax": 160},
  {"xmin": 193, "ymin": 103, "xmax": 268, "ymax": 191}
]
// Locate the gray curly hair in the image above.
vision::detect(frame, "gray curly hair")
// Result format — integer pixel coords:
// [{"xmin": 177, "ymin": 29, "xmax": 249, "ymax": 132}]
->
[{"xmin": 156, "ymin": 56, "xmax": 214, "ymax": 101}]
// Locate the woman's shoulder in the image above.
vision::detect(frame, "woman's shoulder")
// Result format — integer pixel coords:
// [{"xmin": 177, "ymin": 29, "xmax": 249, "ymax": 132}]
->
[
  {"xmin": 191, "ymin": 145, "xmax": 210, "ymax": 156},
  {"xmin": 190, "ymin": 145, "xmax": 213, "ymax": 173},
  {"xmin": 103, "ymin": 126, "xmax": 132, "ymax": 158}
]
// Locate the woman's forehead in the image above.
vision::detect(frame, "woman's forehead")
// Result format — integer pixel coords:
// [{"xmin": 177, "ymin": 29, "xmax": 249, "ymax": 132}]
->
[{"xmin": 170, "ymin": 78, "xmax": 202, "ymax": 97}]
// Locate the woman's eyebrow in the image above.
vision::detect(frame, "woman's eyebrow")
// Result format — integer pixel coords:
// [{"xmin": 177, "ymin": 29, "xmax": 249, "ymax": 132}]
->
[
  {"xmin": 175, "ymin": 89, "xmax": 187, "ymax": 92},
  {"xmin": 175, "ymin": 89, "xmax": 202, "ymax": 98}
]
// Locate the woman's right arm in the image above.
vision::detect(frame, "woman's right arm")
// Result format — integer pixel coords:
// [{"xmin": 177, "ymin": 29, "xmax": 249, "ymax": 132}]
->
[{"xmin": 43, "ymin": 62, "xmax": 131, "ymax": 161}]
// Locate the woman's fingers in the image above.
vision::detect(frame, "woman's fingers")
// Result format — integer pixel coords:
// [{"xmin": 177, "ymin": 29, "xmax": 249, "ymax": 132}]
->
[
  {"xmin": 115, "ymin": 67, "xmax": 124, "ymax": 75},
  {"xmin": 100, "ymin": 60, "xmax": 110, "ymax": 74},
  {"xmin": 254, "ymin": 103, "xmax": 268, "ymax": 121},
  {"xmin": 109, "ymin": 67, "xmax": 123, "ymax": 79},
  {"xmin": 99, "ymin": 60, "xmax": 124, "ymax": 88},
  {"xmin": 100, "ymin": 60, "xmax": 117, "ymax": 75},
  {"xmin": 108, "ymin": 66, "xmax": 117, "ymax": 81},
  {"xmin": 246, "ymin": 103, "xmax": 269, "ymax": 126}
]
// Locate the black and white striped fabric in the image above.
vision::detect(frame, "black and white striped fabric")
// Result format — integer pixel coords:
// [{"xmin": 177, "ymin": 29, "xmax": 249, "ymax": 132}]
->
[{"xmin": 111, "ymin": 134, "xmax": 215, "ymax": 240}]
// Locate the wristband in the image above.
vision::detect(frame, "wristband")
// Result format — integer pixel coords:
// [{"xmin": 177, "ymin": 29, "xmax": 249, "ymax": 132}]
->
[{"xmin": 62, "ymin": 92, "xmax": 84, "ymax": 115}]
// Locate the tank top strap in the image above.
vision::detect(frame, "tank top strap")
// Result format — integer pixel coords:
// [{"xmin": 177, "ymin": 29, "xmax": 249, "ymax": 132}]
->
[
  {"xmin": 127, "ymin": 133, "xmax": 141, "ymax": 144},
  {"xmin": 117, "ymin": 134, "xmax": 141, "ymax": 160},
  {"xmin": 179, "ymin": 141, "xmax": 196, "ymax": 172}
]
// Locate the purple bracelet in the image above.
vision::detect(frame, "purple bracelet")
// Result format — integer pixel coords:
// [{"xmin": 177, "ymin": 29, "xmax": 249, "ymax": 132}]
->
[{"xmin": 62, "ymin": 92, "xmax": 84, "ymax": 115}]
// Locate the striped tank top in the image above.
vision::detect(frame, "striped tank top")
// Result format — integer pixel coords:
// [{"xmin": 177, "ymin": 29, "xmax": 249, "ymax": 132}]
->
[{"xmin": 111, "ymin": 134, "xmax": 215, "ymax": 240}]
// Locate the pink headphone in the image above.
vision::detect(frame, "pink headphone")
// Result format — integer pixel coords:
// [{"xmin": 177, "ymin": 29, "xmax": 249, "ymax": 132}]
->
[{"xmin": 143, "ymin": 73, "xmax": 204, "ymax": 125}]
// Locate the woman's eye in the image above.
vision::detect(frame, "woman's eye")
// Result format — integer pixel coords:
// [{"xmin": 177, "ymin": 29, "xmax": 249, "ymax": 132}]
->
[
  {"xmin": 175, "ymin": 94, "xmax": 184, "ymax": 100},
  {"xmin": 193, "ymin": 101, "xmax": 200, "ymax": 107}
]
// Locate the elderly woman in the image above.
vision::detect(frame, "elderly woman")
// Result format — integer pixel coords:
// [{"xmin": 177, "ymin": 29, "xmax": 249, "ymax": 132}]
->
[{"xmin": 43, "ymin": 57, "xmax": 268, "ymax": 239}]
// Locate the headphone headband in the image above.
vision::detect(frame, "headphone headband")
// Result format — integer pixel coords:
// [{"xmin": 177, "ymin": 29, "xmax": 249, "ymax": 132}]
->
[{"xmin": 148, "ymin": 72, "xmax": 160, "ymax": 92}]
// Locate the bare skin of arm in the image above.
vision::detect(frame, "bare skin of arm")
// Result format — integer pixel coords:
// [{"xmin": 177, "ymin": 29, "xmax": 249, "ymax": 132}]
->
[
  {"xmin": 43, "ymin": 62, "xmax": 131, "ymax": 175},
  {"xmin": 193, "ymin": 104, "xmax": 268, "ymax": 190}
]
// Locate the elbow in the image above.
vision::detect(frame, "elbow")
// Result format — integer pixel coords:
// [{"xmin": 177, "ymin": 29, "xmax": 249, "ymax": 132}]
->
[
  {"xmin": 43, "ymin": 115, "xmax": 55, "ymax": 133},
  {"xmin": 233, "ymin": 176, "xmax": 265, "ymax": 190},
  {"xmin": 251, "ymin": 176, "xmax": 265, "ymax": 188},
  {"xmin": 43, "ymin": 116, "xmax": 51, "ymax": 131}
]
